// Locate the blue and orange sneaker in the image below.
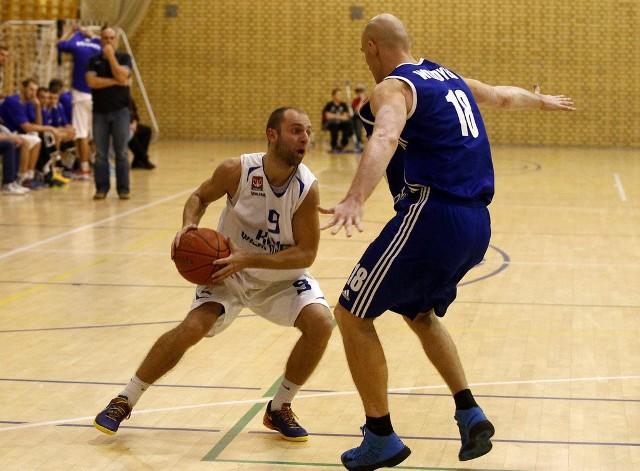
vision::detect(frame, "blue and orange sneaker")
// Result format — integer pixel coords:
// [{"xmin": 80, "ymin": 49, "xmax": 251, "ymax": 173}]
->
[
  {"xmin": 455, "ymin": 406, "xmax": 494, "ymax": 461},
  {"xmin": 341, "ymin": 425, "xmax": 411, "ymax": 471},
  {"xmin": 263, "ymin": 401, "xmax": 308, "ymax": 442},
  {"xmin": 94, "ymin": 396, "xmax": 132, "ymax": 435}
]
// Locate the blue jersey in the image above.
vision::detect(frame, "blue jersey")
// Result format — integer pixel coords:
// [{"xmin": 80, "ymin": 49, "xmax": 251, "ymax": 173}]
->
[
  {"xmin": 25, "ymin": 102, "xmax": 38, "ymax": 124},
  {"xmin": 359, "ymin": 59, "xmax": 494, "ymax": 205},
  {"xmin": 41, "ymin": 107, "xmax": 53, "ymax": 126},
  {"xmin": 59, "ymin": 91, "xmax": 73, "ymax": 123},
  {"xmin": 57, "ymin": 31, "xmax": 102, "ymax": 93},
  {"xmin": 0, "ymin": 94, "xmax": 29, "ymax": 132},
  {"xmin": 340, "ymin": 59, "xmax": 495, "ymax": 320},
  {"xmin": 51, "ymin": 103, "xmax": 69, "ymax": 127}
]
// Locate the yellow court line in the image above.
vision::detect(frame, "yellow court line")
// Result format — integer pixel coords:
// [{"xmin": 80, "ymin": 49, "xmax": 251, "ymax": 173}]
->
[
  {"xmin": 0, "ymin": 189, "xmax": 193, "ymax": 262},
  {"xmin": 0, "ymin": 231, "xmax": 170, "ymax": 308},
  {"xmin": 0, "ymin": 189, "xmax": 194, "ymax": 308}
]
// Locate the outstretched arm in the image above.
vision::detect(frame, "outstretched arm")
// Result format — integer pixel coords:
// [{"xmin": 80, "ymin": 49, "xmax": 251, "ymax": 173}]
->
[
  {"xmin": 463, "ymin": 78, "xmax": 576, "ymax": 111},
  {"xmin": 319, "ymin": 79, "xmax": 408, "ymax": 237}
]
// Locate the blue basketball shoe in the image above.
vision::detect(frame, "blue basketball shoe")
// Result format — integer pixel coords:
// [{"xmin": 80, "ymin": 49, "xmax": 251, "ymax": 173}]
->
[
  {"xmin": 341, "ymin": 425, "xmax": 411, "ymax": 471},
  {"xmin": 454, "ymin": 406, "xmax": 495, "ymax": 461},
  {"xmin": 94, "ymin": 396, "xmax": 132, "ymax": 435}
]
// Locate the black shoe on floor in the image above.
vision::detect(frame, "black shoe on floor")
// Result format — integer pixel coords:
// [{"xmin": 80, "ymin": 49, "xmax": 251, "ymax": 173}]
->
[{"xmin": 133, "ymin": 160, "xmax": 155, "ymax": 170}]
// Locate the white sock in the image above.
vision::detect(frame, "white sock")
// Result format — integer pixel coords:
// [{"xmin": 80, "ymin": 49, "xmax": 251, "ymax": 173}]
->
[
  {"xmin": 26, "ymin": 170, "xmax": 34, "ymax": 179},
  {"xmin": 118, "ymin": 375, "xmax": 150, "ymax": 407},
  {"xmin": 271, "ymin": 378, "xmax": 301, "ymax": 410},
  {"xmin": 80, "ymin": 161, "xmax": 89, "ymax": 171}
]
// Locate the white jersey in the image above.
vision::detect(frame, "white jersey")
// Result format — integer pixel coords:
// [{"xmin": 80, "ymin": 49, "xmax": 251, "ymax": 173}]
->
[{"xmin": 218, "ymin": 152, "xmax": 316, "ymax": 286}]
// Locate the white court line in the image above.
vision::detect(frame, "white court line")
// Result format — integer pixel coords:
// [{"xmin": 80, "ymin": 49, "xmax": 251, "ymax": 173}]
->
[
  {"xmin": 477, "ymin": 260, "xmax": 640, "ymax": 268},
  {"xmin": 1, "ymin": 374, "xmax": 638, "ymax": 433},
  {"xmin": 614, "ymin": 173, "xmax": 627, "ymax": 202},
  {"xmin": 0, "ymin": 189, "xmax": 195, "ymax": 261}
]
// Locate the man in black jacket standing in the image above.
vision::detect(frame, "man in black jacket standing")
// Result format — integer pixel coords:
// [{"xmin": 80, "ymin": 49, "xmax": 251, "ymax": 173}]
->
[{"xmin": 86, "ymin": 26, "xmax": 132, "ymax": 200}]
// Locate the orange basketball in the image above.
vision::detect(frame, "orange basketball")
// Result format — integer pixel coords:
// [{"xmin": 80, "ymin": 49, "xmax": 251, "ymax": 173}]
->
[{"xmin": 173, "ymin": 228, "xmax": 230, "ymax": 285}]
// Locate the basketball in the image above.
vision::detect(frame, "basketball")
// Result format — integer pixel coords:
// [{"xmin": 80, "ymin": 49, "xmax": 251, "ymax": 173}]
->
[{"xmin": 173, "ymin": 228, "xmax": 230, "ymax": 285}]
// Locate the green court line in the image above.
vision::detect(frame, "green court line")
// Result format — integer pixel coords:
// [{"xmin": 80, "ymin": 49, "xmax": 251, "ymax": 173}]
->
[
  {"xmin": 202, "ymin": 318, "xmax": 338, "ymax": 462},
  {"xmin": 211, "ymin": 459, "xmax": 524, "ymax": 471},
  {"xmin": 200, "ymin": 333, "xmax": 525, "ymax": 470},
  {"xmin": 202, "ymin": 375, "xmax": 283, "ymax": 461}
]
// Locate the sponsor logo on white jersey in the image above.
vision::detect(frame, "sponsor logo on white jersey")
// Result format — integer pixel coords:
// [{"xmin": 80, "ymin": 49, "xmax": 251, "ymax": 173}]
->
[
  {"xmin": 252, "ymin": 176, "xmax": 263, "ymax": 191},
  {"xmin": 251, "ymin": 175, "xmax": 265, "ymax": 196}
]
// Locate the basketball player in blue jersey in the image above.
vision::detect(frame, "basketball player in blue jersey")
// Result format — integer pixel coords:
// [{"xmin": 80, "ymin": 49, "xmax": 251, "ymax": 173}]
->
[
  {"xmin": 320, "ymin": 13, "xmax": 575, "ymax": 471},
  {"xmin": 94, "ymin": 108, "xmax": 333, "ymax": 442},
  {"xmin": 57, "ymin": 22, "xmax": 102, "ymax": 180}
]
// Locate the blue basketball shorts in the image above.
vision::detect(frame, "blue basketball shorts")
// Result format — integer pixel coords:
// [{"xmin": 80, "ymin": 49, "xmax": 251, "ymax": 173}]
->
[{"xmin": 339, "ymin": 186, "xmax": 491, "ymax": 319}]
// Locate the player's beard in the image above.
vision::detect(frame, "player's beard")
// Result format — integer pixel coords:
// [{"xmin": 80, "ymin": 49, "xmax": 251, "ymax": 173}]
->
[{"xmin": 275, "ymin": 137, "xmax": 302, "ymax": 167}]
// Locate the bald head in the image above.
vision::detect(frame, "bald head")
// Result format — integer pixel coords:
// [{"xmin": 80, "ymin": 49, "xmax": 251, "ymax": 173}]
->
[{"xmin": 363, "ymin": 14, "xmax": 411, "ymax": 53}]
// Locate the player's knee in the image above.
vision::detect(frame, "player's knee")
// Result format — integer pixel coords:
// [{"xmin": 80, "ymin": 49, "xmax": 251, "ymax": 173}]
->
[
  {"xmin": 334, "ymin": 304, "xmax": 374, "ymax": 337},
  {"xmin": 315, "ymin": 310, "xmax": 334, "ymax": 344},
  {"xmin": 411, "ymin": 309, "xmax": 436, "ymax": 326},
  {"xmin": 178, "ymin": 305, "xmax": 220, "ymax": 344},
  {"xmin": 297, "ymin": 306, "xmax": 333, "ymax": 344},
  {"xmin": 403, "ymin": 309, "xmax": 437, "ymax": 337}
]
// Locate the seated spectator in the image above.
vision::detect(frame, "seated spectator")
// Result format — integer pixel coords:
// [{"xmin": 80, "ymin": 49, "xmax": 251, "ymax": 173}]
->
[
  {"xmin": 49, "ymin": 89, "xmax": 76, "ymax": 142},
  {"xmin": 0, "ymin": 78, "xmax": 63, "ymax": 188},
  {"xmin": 0, "ymin": 126, "xmax": 28, "ymax": 195},
  {"xmin": 49, "ymin": 79, "xmax": 77, "ymax": 171},
  {"xmin": 49, "ymin": 89, "xmax": 76, "ymax": 153},
  {"xmin": 322, "ymin": 88, "xmax": 353, "ymax": 153},
  {"xmin": 37, "ymin": 87, "xmax": 52, "ymax": 125},
  {"xmin": 48, "ymin": 79, "xmax": 73, "ymax": 125},
  {"xmin": 129, "ymin": 98, "xmax": 155, "ymax": 169},
  {"xmin": 27, "ymin": 85, "xmax": 68, "ymax": 184}
]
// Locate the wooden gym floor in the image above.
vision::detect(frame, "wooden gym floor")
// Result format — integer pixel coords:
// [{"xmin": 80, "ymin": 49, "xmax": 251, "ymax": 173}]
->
[{"xmin": 0, "ymin": 140, "xmax": 638, "ymax": 470}]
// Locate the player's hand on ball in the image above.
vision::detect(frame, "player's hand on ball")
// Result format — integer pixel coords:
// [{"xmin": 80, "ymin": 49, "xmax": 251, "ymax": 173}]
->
[
  {"xmin": 210, "ymin": 238, "xmax": 245, "ymax": 284},
  {"xmin": 171, "ymin": 224, "xmax": 197, "ymax": 259}
]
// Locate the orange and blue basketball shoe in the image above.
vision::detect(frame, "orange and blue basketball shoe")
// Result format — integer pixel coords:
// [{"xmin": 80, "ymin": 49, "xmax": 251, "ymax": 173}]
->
[
  {"xmin": 94, "ymin": 396, "xmax": 132, "ymax": 435},
  {"xmin": 263, "ymin": 401, "xmax": 308, "ymax": 442}
]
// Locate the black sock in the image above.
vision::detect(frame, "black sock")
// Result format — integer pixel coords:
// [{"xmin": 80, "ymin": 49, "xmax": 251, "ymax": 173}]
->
[
  {"xmin": 365, "ymin": 414, "xmax": 393, "ymax": 436},
  {"xmin": 453, "ymin": 389, "xmax": 479, "ymax": 410}
]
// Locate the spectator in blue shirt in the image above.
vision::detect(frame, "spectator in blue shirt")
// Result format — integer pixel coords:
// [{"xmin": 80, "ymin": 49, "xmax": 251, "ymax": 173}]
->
[
  {"xmin": 0, "ymin": 78, "xmax": 63, "ymax": 187},
  {"xmin": 49, "ymin": 78, "xmax": 73, "ymax": 124}
]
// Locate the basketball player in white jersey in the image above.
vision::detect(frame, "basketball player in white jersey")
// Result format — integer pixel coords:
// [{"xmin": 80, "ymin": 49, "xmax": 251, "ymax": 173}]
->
[{"xmin": 94, "ymin": 107, "xmax": 333, "ymax": 442}]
